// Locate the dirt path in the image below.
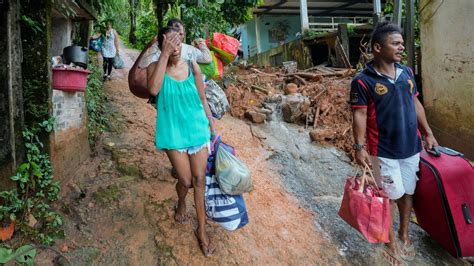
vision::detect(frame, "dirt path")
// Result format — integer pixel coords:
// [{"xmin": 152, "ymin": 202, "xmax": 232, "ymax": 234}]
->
[{"xmin": 35, "ymin": 44, "xmax": 342, "ymax": 264}]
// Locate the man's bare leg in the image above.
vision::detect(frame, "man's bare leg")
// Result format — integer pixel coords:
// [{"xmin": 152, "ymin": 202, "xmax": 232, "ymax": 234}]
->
[{"xmin": 397, "ymin": 194, "xmax": 416, "ymax": 258}]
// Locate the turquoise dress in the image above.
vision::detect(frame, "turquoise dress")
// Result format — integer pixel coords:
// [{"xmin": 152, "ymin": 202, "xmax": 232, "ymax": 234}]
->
[{"xmin": 155, "ymin": 62, "xmax": 210, "ymax": 150}]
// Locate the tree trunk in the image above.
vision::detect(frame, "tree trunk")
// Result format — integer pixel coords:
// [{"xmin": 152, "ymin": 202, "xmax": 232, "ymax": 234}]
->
[
  {"xmin": 153, "ymin": 0, "xmax": 169, "ymax": 29},
  {"xmin": 128, "ymin": 0, "xmax": 137, "ymax": 45}
]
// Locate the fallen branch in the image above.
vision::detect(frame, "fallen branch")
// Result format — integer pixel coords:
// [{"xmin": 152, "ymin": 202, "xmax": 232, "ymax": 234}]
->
[
  {"xmin": 321, "ymin": 104, "xmax": 333, "ymax": 117},
  {"xmin": 313, "ymin": 106, "xmax": 321, "ymax": 128},
  {"xmin": 293, "ymin": 74, "xmax": 307, "ymax": 85},
  {"xmin": 313, "ymin": 86, "xmax": 328, "ymax": 101},
  {"xmin": 342, "ymin": 125, "xmax": 352, "ymax": 136},
  {"xmin": 285, "ymin": 72, "xmax": 319, "ymax": 79},
  {"xmin": 250, "ymin": 68, "xmax": 277, "ymax": 77},
  {"xmin": 237, "ymin": 78, "xmax": 250, "ymax": 86},
  {"xmin": 303, "ymin": 66, "xmax": 319, "ymax": 72},
  {"xmin": 251, "ymin": 85, "xmax": 270, "ymax": 94}
]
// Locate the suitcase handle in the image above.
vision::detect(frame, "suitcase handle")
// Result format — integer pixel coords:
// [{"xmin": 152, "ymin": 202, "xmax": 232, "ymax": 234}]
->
[
  {"xmin": 438, "ymin": 146, "xmax": 464, "ymax": 157},
  {"xmin": 426, "ymin": 147, "xmax": 441, "ymax": 157},
  {"xmin": 462, "ymin": 203, "xmax": 472, "ymax": 224}
]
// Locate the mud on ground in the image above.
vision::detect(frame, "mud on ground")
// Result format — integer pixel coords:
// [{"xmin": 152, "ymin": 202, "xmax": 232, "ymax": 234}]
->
[{"xmin": 35, "ymin": 45, "xmax": 341, "ymax": 265}]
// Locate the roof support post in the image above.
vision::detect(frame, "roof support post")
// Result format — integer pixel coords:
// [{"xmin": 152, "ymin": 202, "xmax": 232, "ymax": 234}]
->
[
  {"xmin": 392, "ymin": 0, "xmax": 403, "ymax": 26},
  {"xmin": 300, "ymin": 0, "xmax": 309, "ymax": 32},
  {"xmin": 255, "ymin": 15, "xmax": 262, "ymax": 54},
  {"xmin": 406, "ymin": 0, "xmax": 415, "ymax": 68},
  {"xmin": 373, "ymin": 0, "xmax": 382, "ymax": 24}
]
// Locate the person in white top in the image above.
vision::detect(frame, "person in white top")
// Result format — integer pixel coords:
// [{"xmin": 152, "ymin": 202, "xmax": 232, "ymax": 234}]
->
[
  {"xmin": 128, "ymin": 18, "xmax": 212, "ymax": 104},
  {"xmin": 101, "ymin": 20, "xmax": 120, "ymax": 81},
  {"xmin": 139, "ymin": 18, "xmax": 212, "ymax": 68}
]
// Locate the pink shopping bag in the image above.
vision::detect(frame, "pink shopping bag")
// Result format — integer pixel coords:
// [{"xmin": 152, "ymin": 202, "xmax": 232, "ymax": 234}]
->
[{"xmin": 338, "ymin": 167, "xmax": 391, "ymax": 243}]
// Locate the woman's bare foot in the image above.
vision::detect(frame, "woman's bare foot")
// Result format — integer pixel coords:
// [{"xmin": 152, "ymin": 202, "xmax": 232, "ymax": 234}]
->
[
  {"xmin": 174, "ymin": 200, "xmax": 189, "ymax": 224},
  {"xmin": 194, "ymin": 228, "xmax": 215, "ymax": 257}
]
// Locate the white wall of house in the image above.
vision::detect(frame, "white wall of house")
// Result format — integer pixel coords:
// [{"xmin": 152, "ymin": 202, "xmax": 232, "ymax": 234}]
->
[{"xmin": 420, "ymin": 0, "xmax": 474, "ymax": 158}]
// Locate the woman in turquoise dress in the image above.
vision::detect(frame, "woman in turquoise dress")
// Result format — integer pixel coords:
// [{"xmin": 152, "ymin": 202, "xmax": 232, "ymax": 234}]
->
[{"xmin": 147, "ymin": 27, "xmax": 217, "ymax": 257}]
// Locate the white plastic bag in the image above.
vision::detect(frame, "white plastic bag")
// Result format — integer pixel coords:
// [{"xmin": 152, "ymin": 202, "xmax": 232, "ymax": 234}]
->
[
  {"xmin": 215, "ymin": 144, "xmax": 252, "ymax": 195},
  {"xmin": 205, "ymin": 80, "xmax": 229, "ymax": 119}
]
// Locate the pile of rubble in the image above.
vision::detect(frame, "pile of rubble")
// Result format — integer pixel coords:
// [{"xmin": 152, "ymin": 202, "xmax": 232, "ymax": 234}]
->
[{"xmin": 224, "ymin": 65, "xmax": 357, "ymax": 160}]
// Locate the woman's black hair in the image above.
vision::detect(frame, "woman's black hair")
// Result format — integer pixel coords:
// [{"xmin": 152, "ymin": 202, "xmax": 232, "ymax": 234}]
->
[
  {"xmin": 167, "ymin": 18, "xmax": 184, "ymax": 29},
  {"xmin": 370, "ymin": 22, "xmax": 403, "ymax": 49},
  {"xmin": 157, "ymin": 26, "xmax": 178, "ymax": 49}
]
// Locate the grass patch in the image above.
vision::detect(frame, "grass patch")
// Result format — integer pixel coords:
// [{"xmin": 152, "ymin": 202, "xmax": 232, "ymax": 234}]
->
[{"xmin": 92, "ymin": 185, "xmax": 122, "ymax": 206}]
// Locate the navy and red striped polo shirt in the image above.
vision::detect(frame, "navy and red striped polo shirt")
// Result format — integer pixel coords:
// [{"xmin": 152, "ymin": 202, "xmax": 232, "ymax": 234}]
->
[{"xmin": 350, "ymin": 62, "xmax": 422, "ymax": 159}]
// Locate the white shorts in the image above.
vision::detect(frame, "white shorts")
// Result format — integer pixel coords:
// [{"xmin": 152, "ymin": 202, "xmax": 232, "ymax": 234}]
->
[{"xmin": 370, "ymin": 153, "xmax": 420, "ymax": 200}]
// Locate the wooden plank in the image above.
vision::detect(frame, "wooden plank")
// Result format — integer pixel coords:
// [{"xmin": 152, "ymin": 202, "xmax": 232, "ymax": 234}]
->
[
  {"xmin": 335, "ymin": 37, "xmax": 351, "ymax": 68},
  {"xmin": 338, "ymin": 23, "xmax": 349, "ymax": 62}
]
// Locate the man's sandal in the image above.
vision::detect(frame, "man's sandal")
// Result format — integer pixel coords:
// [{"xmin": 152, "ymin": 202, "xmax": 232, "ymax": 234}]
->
[
  {"xmin": 397, "ymin": 239, "xmax": 416, "ymax": 261},
  {"xmin": 194, "ymin": 230, "xmax": 215, "ymax": 257},
  {"xmin": 382, "ymin": 246, "xmax": 406, "ymax": 266}
]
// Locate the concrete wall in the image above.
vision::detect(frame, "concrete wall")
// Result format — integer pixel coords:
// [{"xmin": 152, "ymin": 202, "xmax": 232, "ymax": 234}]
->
[
  {"xmin": 49, "ymin": 30, "xmax": 91, "ymax": 181},
  {"xmin": 50, "ymin": 89, "xmax": 90, "ymax": 180},
  {"xmin": 420, "ymin": 0, "xmax": 474, "ymax": 159},
  {"xmin": 248, "ymin": 39, "xmax": 313, "ymax": 70},
  {"xmin": 52, "ymin": 90, "xmax": 86, "ymax": 130},
  {"xmin": 50, "ymin": 125, "xmax": 90, "ymax": 183},
  {"xmin": 20, "ymin": 0, "xmax": 91, "ymax": 183},
  {"xmin": 1, "ymin": 0, "xmax": 25, "ymax": 188},
  {"xmin": 50, "ymin": 17, "xmax": 73, "ymax": 56},
  {"xmin": 244, "ymin": 15, "xmax": 301, "ymax": 58}
]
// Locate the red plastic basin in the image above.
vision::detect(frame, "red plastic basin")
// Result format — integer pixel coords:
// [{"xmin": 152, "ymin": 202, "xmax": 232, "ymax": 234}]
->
[{"xmin": 52, "ymin": 68, "xmax": 92, "ymax": 92}]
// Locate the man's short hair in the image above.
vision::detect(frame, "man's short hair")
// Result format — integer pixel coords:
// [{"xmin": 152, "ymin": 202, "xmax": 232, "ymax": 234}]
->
[{"xmin": 370, "ymin": 22, "xmax": 403, "ymax": 49}]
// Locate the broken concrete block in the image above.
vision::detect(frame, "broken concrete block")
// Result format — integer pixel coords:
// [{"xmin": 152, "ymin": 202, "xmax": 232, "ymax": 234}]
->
[
  {"xmin": 281, "ymin": 93, "xmax": 311, "ymax": 123},
  {"xmin": 284, "ymin": 83, "xmax": 298, "ymax": 95},
  {"xmin": 245, "ymin": 110, "xmax": 266, "ymax": 124},
  {"xmin": 309, "ymin": 128, "xmax": 337, "ymax": 142}
]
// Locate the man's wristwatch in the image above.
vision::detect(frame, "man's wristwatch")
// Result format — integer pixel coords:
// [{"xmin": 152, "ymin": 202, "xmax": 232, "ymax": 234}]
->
[{"xmin": 353, "ymin": 143, "xmax": 364, "ymax": 152}]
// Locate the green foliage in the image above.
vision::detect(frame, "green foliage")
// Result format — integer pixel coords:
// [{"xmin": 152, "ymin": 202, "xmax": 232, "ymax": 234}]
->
[
  {"xmin": 134, "ymin": 9, "xmax": 158, "ymax": 50},
  {"xmin": 22, "ymin": 79, "xmax": 50, "ymax": 127},
  {"xmin": 181, "ymin": 0, "xmax": 262, "ymax": 43},
  {"xmin": 51, "ymin": 0, "xmax": 78, "ymax": 18},
  {"xmin": 0, "ymin": 190, "xmax": 22, "ymax": 222},
  {"xmin": 181, "ymin": 1, "xmax": 232, "ymax": 42},
  {"xmin": 383, "ymin": 0, "xmax": 421, "ymax": 48},
  {"xmin": 0, "ymin": 245, "xmax": 36, "ymax": 266},
  {"xmin": 20, "ymin": 16, "xmax": 43, "ymax": 34},
  {"xmin": 20, "ymin": 3, "xmax": 50, "ymax": 126},
  {"xmin": 220, "ymin": 0, "xmax": 263, "ymax": 26},
  {"xmin": 95, "ymin": 0, "xmax": 130, "ymax": 35},
  {"xmin": 303, "ymin": 29, "xmax": 329, "ymax": 40},
  {"xmin": 347, "ymin": 24, "xmax": 356, "ymax": 35},
  {"xmin": 85, "ymin": 53, "xmax": 110, "ymax": 147},
  {"xmin": 131, "ymin": 0, "xmax": 262, "ymax": 49},
  {"xmin": 4, "ymin": 118, "xmax": 64, "ymax": 245}
]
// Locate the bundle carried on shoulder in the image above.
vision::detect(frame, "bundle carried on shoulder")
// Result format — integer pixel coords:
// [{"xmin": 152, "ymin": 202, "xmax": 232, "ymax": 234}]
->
[{"xmin": 207, "ymin": 33, "xmax": 240, "ymax": 65}]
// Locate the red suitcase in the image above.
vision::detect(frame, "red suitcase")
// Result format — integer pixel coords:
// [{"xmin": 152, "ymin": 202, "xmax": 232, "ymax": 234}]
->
[{"xmin": 414, "ymin": 146, "xmax": 474, "ymax": 257}]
